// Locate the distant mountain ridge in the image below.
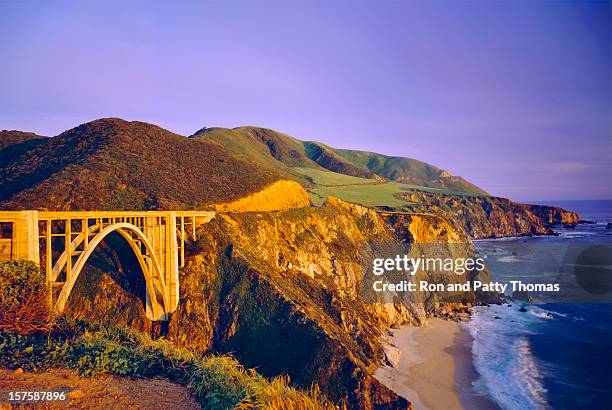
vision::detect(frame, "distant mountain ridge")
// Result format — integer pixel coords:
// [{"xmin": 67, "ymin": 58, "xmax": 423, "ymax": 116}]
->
[
  {"xmin": 192, "ymin": 126, "xmax": 487, "ymax": 194},
  {"xmin": 0, "ymin": 121, "xmax": 487, "ymax": 211}
]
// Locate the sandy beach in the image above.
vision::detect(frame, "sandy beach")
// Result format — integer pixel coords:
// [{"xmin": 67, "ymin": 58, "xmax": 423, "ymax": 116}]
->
[{"xmin": 374, "ymin": 318, "xmax": 498, "ymax": 410}]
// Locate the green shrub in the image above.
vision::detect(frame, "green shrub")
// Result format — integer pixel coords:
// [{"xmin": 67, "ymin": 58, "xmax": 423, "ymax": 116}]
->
[{"xmin": 0, "ymin": 260, "xmax": 45, "ymax": 307}]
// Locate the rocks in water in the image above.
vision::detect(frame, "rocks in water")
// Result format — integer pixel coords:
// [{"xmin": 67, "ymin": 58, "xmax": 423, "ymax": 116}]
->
[
  {"xmin": 519, "ymin": 306, "xmax": 528, "ymax": 312},
  {"xmin": 507, "ymin": 304, "xmax": 512, "ymax": 307},
  {"xmin": 494, "ymin": 316, "xmax": 502, "ymax": 320},
  {"xmin": 578, "ymin": 220, "xmax": 596, "ymax": 225},
  {"xmin": 606, "ymin": 223, "xmax": 612, "ymax": 230},
  {"xmin": 563, "ymin": 223, "xmax": 576, "ymax": 229}
]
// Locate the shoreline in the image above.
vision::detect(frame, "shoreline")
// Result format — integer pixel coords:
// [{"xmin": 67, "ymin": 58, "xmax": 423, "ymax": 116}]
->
[{"xmin": 374, "ymin": 318, "xmax": 498, "ymax": 410}]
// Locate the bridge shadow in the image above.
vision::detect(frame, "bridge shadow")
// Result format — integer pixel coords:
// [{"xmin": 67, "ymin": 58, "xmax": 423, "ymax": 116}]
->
[{"xmin": 64, "ymin": 231, "xmax": 151, "ymax": 333}]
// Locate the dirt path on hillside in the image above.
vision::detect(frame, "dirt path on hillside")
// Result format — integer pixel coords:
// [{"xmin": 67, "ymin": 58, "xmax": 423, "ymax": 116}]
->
[{"xmin": 0, "ymin": 368, "xmax": 200, "ymax": 409}]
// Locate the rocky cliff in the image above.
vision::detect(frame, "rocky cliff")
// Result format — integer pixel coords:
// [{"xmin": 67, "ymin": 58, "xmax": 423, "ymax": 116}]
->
[
  {"xmin": 169, "ymin": 198, "xmax": 414, "ymax": 409},
  {"xmin": 64, "ymin": 197, "xmax": 491, "ymax": 409},
  {"xmin": 397, "ymin": 190, "xmax": 580, "ymax": 239},
  {"xmin": 524, "ymin": 204, "xmax": 581, "ymax": 225}
]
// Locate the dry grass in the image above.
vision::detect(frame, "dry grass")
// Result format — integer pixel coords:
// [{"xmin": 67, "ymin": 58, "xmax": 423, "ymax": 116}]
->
[
  {"xmin": 0, "ymin": 260, "xmax": 54, "ymax": 335},
  {"xmin": 235, "ymin": 375, "xmax": 339, "ymax": 409},
  {"xmin": 0, "ymin": 290, "xmax": 52, "ymax": 334}
]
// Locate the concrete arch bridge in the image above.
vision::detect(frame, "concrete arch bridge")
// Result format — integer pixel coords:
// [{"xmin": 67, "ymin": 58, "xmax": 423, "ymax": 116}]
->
[{"xmin": 0, "ymin": 210, "xmax": 215, "ymax": 321}]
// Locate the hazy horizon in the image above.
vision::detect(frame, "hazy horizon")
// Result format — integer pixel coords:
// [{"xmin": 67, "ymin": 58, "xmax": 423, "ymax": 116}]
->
[{"xmin": 1, "ymin": 1, "xmax": 610, "ymax": 201}]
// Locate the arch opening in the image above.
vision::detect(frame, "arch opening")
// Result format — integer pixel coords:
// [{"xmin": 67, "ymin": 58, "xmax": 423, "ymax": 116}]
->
[
  {"xmin": 53, "ymin": 223, "xmax": 170, "ymax": 322},
  {"xmin": 65, "ymin": 231, "xmax": 150, "ymax": 330}
]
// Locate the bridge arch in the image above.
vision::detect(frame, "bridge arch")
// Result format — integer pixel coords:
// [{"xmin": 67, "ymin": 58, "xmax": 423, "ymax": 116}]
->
[
  {"xmin": 1, "ymin": 210, "xmax": 216, "ymax": 321},
  {"xmin": 54, "ymin": 222, "xmax": 170, "ymax": 321}
]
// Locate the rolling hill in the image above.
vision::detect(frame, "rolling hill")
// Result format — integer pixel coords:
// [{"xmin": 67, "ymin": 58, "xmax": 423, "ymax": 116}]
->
[
  {"xmin": 332, "ymin": 147, "xmax": 488, "ymax": 194},
  {"xmin": 0, "ymin": 130, "xmax": 49, "ymax": 166},
  {"xmin": 0, "ymin": 130, "xmax": 47, "ymax": 150},
  {"xmin": 191, "ymin": 126, "xmax": 488, "ymax": 206},
  {"xmin": 0, "ymin": 119, "xmax": 285, "ymax": 210}
]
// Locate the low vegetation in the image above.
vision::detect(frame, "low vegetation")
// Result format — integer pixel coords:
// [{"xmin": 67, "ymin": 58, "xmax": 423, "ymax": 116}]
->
[
  {"xmin": 0, "ymin": 260, "xmax": 53, "ymax": 334},
  {"xmin": 294, "ymin": 166, "xmax": 467, "ymax": 208},
  {"xmin": 0, "ymin": 260, "xmax": 335, "ymax": 409}
]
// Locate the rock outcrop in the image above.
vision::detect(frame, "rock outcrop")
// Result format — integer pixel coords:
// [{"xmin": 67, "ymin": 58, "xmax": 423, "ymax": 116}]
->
[
  {"xmin": 210, "ymin": 179, "xmax": 310, "ymax": 212},
  {"xmin": 524, "ymin": 204, "xmax": 580, "ymax": 225},
  {"xmin": 398, "ymin": 191, "xmax": 580, "ymax": 238}
]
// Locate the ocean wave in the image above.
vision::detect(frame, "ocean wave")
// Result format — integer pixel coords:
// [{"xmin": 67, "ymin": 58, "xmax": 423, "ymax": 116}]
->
[
  {"xmin": 531, "ymin": 306, "xmax": 585, "ymax": 321},
  {"xmin": 529, "ymin": 308, "xmax": 554, "ymax": 320},
  {"xmin": 513, "ymin": 338, "xmax": 548, "ymax": 407},
  {"xmin": 559, "ymin": 231, "xmax": 598, "ymax": 238},
  {"xmin": 467, "ymin": 306, "xmax": 549, "ymax": 409},
  {"xmin": 496, "ymin": 255, "xmax": 521, "ymax": 263}
]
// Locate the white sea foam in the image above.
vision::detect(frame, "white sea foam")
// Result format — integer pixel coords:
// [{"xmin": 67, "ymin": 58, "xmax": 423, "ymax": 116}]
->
[
  {"xmin": 529, "ymin": 308, "xmax": 554, "ymax": 320},
  {"xmin": 529, "ymin": 306, "xmax": 585, "ymax": 321},
  {"xmin": 497, "ymin": 255, "xmax": 523, "ymax": 263},
  {"xmin": 559, "ymin": 231, "xmax": 598, "ymax": 238},
  {"xmin": 467, "ymin": 305, "xmax": 549, "ymax": 409}
]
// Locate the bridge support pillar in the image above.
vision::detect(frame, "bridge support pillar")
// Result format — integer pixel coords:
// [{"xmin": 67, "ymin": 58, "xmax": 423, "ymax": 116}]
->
[
  {"xmin": 13, "ymin": 211, "xmax": 40, "ymax": 264},
  {"xmin": 165, "ymin": 212, "xmax": 179, "ymax": 312},
  {"xmin": 143, "ymin": 216, "xmax": 157, "ymax": 320}
]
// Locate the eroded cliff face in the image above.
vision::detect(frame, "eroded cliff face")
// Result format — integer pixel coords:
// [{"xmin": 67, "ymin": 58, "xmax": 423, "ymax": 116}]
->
[
  {"xmin": 524, "ymin": 204, "xmax": 580, "ymax": 225},
  {"xmin": 398, "ymin": 191, "xmax": 580, "ymax": 238},
  {"xmin": 381, "ymin": 212, "xmax": 496, "ymax": 316},
  {"xmin": 164, "ymin": 197, "xmax": 496, "ymax": 408},
  {"xmin": 167, "ymin": 198, "xmax": 412, "ymax": 409},
  {"xmin": 64, "ymin": 198, "xmax": 491, "ymax": 409},
  {"xmin": 210, "ymin": 179, "xmax": 310, "ymax": 212}
]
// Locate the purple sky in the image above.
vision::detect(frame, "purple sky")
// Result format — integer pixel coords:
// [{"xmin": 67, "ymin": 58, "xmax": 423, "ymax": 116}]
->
[{"xmin": 1, "ymin": 1, "xmax": 610, "ymax": 201}]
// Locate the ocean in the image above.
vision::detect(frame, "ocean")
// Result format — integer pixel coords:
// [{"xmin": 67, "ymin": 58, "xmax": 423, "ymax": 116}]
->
[{"xmin": 468, "ymin": 199, "xmax": 612, "ymax": 409}]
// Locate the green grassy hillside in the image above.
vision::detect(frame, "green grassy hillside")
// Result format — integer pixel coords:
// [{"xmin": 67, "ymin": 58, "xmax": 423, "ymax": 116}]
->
[
  {"xmin": 294, "ymin": 167, "xmax": 473, "ymax": 209},
  {"xmin": 333, "ymin": 149, "xmax": 440, "ymax": 180},
  {"xmin": 302, "ymin": 141, "xmax": 378, "ymax": 180},
  {"xmin": 333, "ymin": 148, "xmax": 488, "ymax": 194},
  {"xmin": 192, "ymin": 126, "xmax": 487, "ymax": 197},
  {"xmin": 192, "ymin": 126, "xmax": 321, "ymax": 171}
]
